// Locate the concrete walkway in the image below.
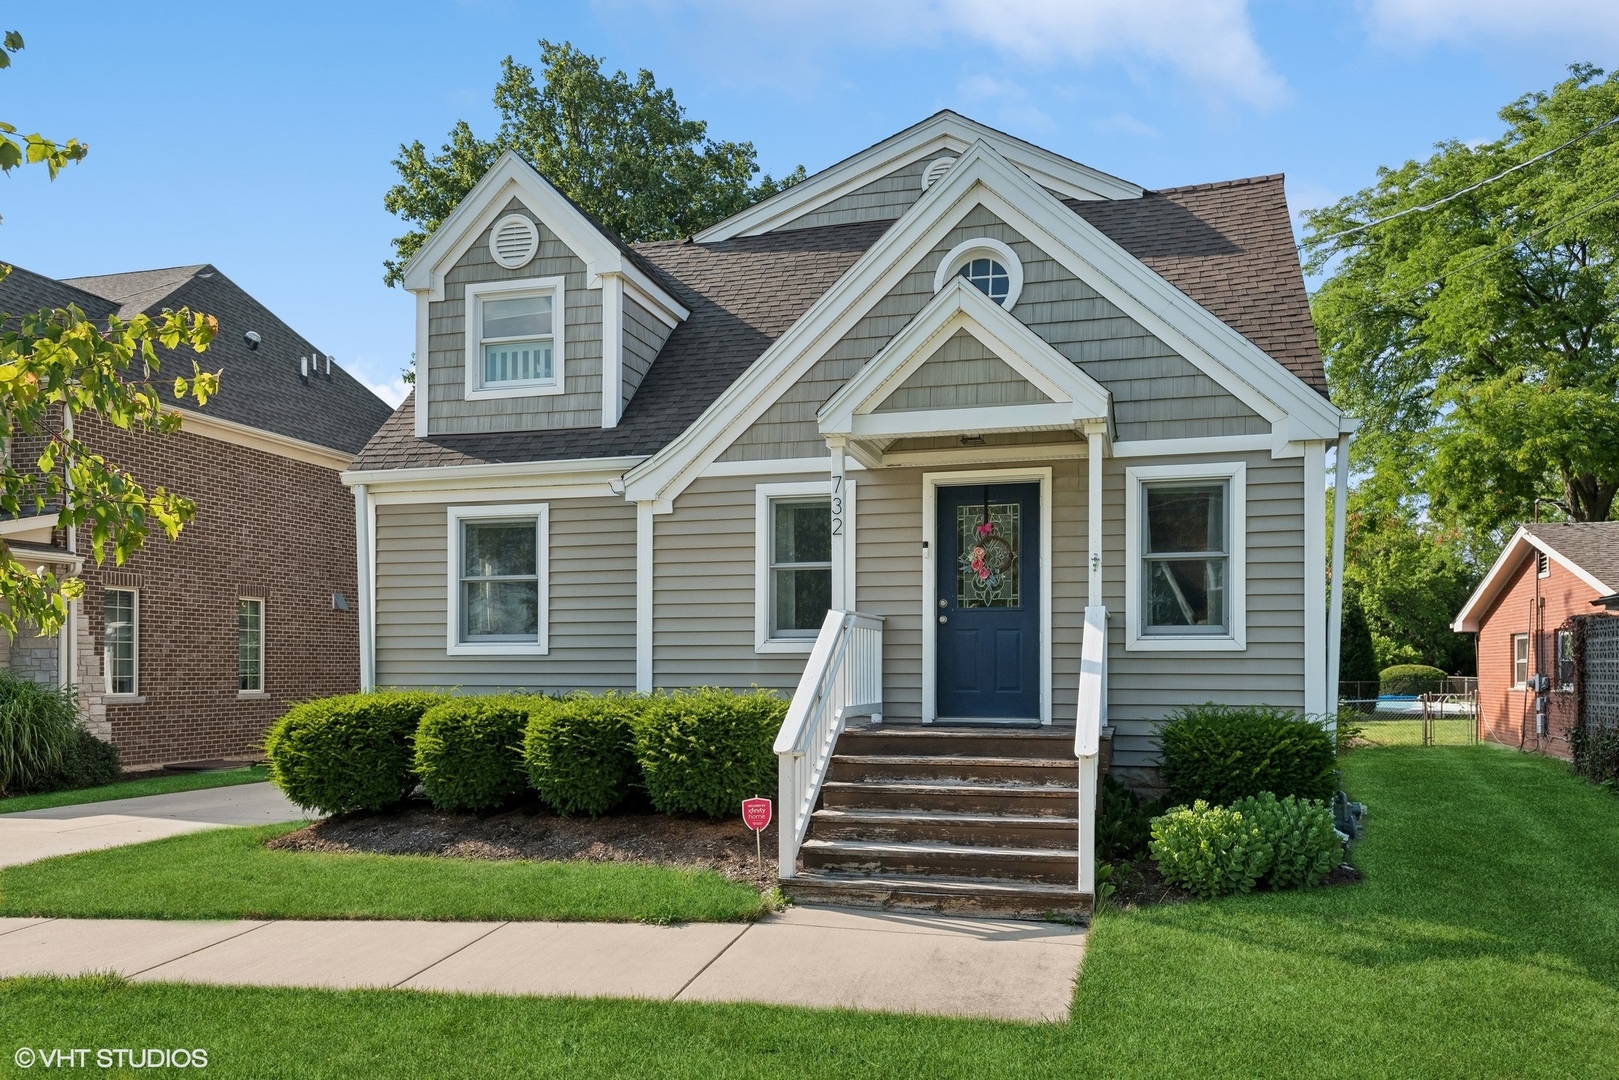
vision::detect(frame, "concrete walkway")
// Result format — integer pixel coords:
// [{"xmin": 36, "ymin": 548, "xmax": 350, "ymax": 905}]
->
[
  {"xmin": 0, "ymin": 908, "xmax": 1085, "ymax": 1022},
  {"xmin": 0, "ymin": 783, "xmax": 305, "ymax": 868}
]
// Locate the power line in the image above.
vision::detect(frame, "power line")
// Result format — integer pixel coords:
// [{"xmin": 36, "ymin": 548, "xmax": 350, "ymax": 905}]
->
[{"xmin": 1408, "ymin": 186, "xmax": 1619, "ymax": 296}]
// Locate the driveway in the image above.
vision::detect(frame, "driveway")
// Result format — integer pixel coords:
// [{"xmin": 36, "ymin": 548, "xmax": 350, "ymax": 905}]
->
[{"xmin": 0, "ymin": 783, "xmax": 306, "ymax": 868}]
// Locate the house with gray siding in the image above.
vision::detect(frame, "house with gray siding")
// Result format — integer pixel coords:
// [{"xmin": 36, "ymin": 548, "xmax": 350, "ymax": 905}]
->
[{"xmin": 347, "ymin": 112, "xmax": 1353, "ymax": 917}]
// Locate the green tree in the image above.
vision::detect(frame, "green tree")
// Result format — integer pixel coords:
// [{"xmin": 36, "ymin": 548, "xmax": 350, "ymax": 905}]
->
[
  {"xmin": 1305, "ymin": 65, "xmax": 1619, "ymax": 533},
  {"xmin": 0, "ymin": 29, "xmax": 219, "ymax": 637},
  {"xmin": 1338, "ymin": 587, "xmax": 1379, "ymax": 684},
  {"xmin": 382, "ymin": 40, "xmax": 804, "ymax": 285}
]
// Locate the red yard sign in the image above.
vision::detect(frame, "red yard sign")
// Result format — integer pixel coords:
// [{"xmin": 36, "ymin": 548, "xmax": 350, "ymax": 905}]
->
[{"xmin": 742, "ymin": 797, "xmax": 772, "ymax": 832}]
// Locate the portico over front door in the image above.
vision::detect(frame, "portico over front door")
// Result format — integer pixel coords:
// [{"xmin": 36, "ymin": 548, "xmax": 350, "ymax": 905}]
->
[{"xmin": 935, "ymin": 482, "xmax": 1041, "ymax": 720}]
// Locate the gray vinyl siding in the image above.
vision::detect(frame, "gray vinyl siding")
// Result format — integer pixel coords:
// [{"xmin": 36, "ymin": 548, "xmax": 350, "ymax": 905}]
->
[
  {"xmin": 720, "ymin": 204, "xmax": 1264, "ymax": 460},
  {"xmin": 874, "ymin": 328, "xmax": 1052, "ymax": 412},
  {"xmin": 426, "ymin": 197, "xmax": 604, "ymax": 435},
  {"xmin": 373, "ymin": 496, "xmax": 635, "ymax": 692},
  {"xmin": 622, "ymin": 295, "xmax": 669, "ymax": 409},
  {"xmin": 776, "ymin": 156, "xmax": 950, "ymax": 232}
]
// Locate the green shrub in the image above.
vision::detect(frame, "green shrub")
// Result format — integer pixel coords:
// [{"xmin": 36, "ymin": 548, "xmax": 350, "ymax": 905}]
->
[
  {"xmin": 1097, "ymin": 774, "xmax": 1158, "ymax": 860},
  {"xmin": 34, "ymin": 727, "xmax": 121, "ymax": 792},
  {"xmin": 264, "ymin": 691, "xmax": 444, "ymax": 814},
  {"xmin": 1379, "ymin": 664, "xmax": 1447, "ymax": 696},
  {"xmin": 1571, "ymin": 722, "xmax": 1619, "ymax": 791},
  {"xmin": 1148, "ymin": 800, "xmax": 1271, "ymax": 899},
  {"xmin": 1157, "ymin": 704, "xmax": 1337, "ymax": 806},
  {"xmin": 633, "ymin": 688, "xmax": 783, "ymax": 818},
  {"xmin": 1231, "ymin": 792, "xmax": 1340, "ymax": 889},
  {"xmin": 0, "ymin": 670, "xmax": 78, "ymax": 796},
  {"xmin": 524, "ymin": 693, "xmax": 641, "ymax": 816},
  {"xmin": 415, "ymin": 696, "xmax": 531, "ymax": 811}
]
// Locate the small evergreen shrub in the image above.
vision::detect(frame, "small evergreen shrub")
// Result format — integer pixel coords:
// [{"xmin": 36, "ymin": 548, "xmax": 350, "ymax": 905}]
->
[
  {"xmin": 1148, "ymin": 800, "xmax": 1271, "ymax": 899},
  {"xmin": 0, "ymin": 670, "xmax": 79, "ymax": 796},
  {"xmin": 36, "ymin": 727, "xmax": 122, "ymax": 792},
  {"xmin": 1379, "ymin": 664, "xmax": 1447, "ymax": 697},
  {"xmin": 524, "ymin": 693, "xmax": 641, "ymax": 816},
  {"xmin": 415, "ymin": 696, "xmax": 531, "ymax": 811},
  {"xmin": 1157, "ymin": 704, "xmax": 1337, "ymax": 806},
  {"xmin": 633, "ymin": 688, "xmax": 783, "ymax": 818},
  {"xmin": 264, "ymin": 691, "xmax": 444, "ymax": 814},
  {"xmin": 1231, "ymin": 792, "xmax": 1340, "ymax": 889}
]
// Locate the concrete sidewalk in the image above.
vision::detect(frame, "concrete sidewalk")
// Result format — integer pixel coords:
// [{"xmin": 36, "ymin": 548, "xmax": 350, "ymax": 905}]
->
[
  {"xmin": 0, "ymin": 907, "xmax": 1085, "ymax": 1022},
  {"xmin": 0, "ymin": 783, "xmax": 305, "ymax": 868}
]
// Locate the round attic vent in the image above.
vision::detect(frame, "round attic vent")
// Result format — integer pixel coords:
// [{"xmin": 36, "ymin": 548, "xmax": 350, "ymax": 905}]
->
[
  {"xmin": 489, "ymin": 213, "xmax": 540, "ymax": 269},
  {"xmin": 921, "ymin": 156, "xmax": 957, "ymax": 190}
]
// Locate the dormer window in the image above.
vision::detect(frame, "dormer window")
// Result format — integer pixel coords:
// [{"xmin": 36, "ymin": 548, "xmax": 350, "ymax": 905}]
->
[
  {"xmin": 933, "ymin": 238, "xmax": 1024, "ymax": 308},
  {"xmin": 464, "ymin": 276, "xmax": 567, "ymax": 399}
]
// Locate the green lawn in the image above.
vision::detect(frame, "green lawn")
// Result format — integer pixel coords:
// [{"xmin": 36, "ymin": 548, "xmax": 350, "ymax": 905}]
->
[
  {"xmin": 3, "ymin": 746, "xmax": 1617, "ymax": 1077},
  {"xmin": 0, "ymin": 822, "xmax": 770, "ymax": 923},
  {"xmin": 1355, "ymin": 715, "xmax": 1477, "ymax": 747},
  {"xmin": 0, "ymin": 766, "xmax": 270, "ymax": 815}
]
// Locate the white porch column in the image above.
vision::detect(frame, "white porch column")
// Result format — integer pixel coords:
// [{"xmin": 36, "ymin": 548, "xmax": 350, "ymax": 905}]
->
[
  {"xmin": 828, "ymin": 437, "xmax": 849, "ymax": 611},
  {"xmin": 353, "ymin": 483, "xmax": 375, "ymax": 692},
  {"xmin": 636, "ymin": 500, "xmax": 655, "ymax": 693},
  {"xmin": 1084, "ymin": 422, "xmax": 1106, "ymax": 608}
]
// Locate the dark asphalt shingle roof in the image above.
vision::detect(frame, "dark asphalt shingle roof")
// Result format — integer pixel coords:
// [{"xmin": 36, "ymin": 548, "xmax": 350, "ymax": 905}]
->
[
  {"xmin": 0, "ymin": 263, "xmax": 117, "ymax": 321},
  {"xmin": 354, "ymin": 173, "xmax": 1328, "ymax": 471},
  {"xmin": 1526, "ymin": 522, "xmax": 1619, "ymax": 593}
]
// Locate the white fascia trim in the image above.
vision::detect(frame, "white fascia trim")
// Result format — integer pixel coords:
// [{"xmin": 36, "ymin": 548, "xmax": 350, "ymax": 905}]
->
[
  {"xmin": 1124, "ymin": 461, "xmax": 1248, "ymax": 652},
  {"xmin": 601, "ymin": 275, "xmax": 623, "ymax": 427},
  {"xmin": 1113, "ymin": 434, "xmax": 1273, "ymax": 458},
  {"xmin": 0, "ymin": 512, "xmax": 59, "ymax": 538},
  {"xmin": 851, "ymin": 405, "xmax": 1075, "ymax": 440},
  {"xmin": 932, "ymin": 237, "xmax": 1025, "ymax": 308},
  {"xmin": 754, "ymin": 480, "xmax": 845, "ymax": 655},
  {"xmin": 627, "ymin": 140, "xmax": 1331, "ymax": 510},
  {"xmin": 696, "ymin": 110, "xmax": 1143, "ymax": 241},
  {"xmin": 1303, "ymin": 442, "xmax": 1328, "ymax": 715},
  {"xmin": 880, "ymin": 442, "xmax": 1086, "ymax": 468},
  {"xmin": 463, "ymin": 276, "xmax": 567, "ymax": 401},
  {"xmin": 414, "ymin": 295, "xmax": 430, "ymax": 438},
  {"xmin": 920, "ymin": 466, "xmax": 1053, "ymax": 724},
  {"xmin": 343, "ymin": 455, "xmax": 645, "ymax": 491},
  {"xmin": 1452, "ymin": 527, "xmax": 1611, "ymax": 632},
  {"xmin": 702, "ymin": 456, "xmax": 870, "ymax": 478},
  {"xmin": 819, "ymin": 277, "xmax": 1112, "ymax": 434},
  {"xmin": 177, "ymin": 410, "xmax": 353, "ymax": 472},
  {"xmin": 446, "ymin": 502, "xmax": 550, "ymax": 656}
]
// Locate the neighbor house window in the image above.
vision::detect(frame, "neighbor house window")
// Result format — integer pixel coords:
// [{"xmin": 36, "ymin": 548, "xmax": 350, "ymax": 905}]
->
[
  {"xmin": 1125, "ymin": 463, "xmax": 1247, "ymax": 651},
  {"xmin": 1512, "ymin": 633, "xmax": 1530, "ymax": 689},
  {"xmin": 755, "ymin": 481, "xmax": 848, "ymax": 652},
  {"xmin": 238, "ymin": 598, "xmax": 265, "ymax": 693},
  {"xmin": 446, "ymin": 504, "xmax": 549, "ymax": 655},
  {"xmin": 464, "ymin": 278, "xmax": 566, "ymax": 398},
  {"xmin": 105, "ymin": 588, "xmax": 138, "ymax": 695},
  {"xmin": 1556, "ymin": 629, "xmax": 1575, "ymax": 691}
]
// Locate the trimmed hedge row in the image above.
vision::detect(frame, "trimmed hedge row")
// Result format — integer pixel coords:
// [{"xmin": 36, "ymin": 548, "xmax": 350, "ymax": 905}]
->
[{"xmin": 263, "ymin": 687, "xmax": 784, "ymax": 819}]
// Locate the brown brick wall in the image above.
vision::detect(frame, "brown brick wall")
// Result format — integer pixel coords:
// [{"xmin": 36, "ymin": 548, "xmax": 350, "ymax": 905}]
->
[
  {"xmin": 69, "ymin": 413, "xmax": 359, "ymax": 766},
  {"xmin": 1475, "ymin": 550, "xmax": 1596, "ymax": 761}
]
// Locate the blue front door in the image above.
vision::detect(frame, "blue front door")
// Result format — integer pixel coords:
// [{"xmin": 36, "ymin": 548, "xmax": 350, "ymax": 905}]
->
[{"xmin": 936, "ymin": 482, "xmax": 1040, "ymax": 719}]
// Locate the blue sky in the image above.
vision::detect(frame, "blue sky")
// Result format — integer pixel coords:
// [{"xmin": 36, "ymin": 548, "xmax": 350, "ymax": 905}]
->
[{"xmin": 3, "ymin": 1, "xmax": 1616, "ymax": 407}]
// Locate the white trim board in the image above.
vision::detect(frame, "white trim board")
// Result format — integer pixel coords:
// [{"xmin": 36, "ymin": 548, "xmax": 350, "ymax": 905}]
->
[
  {"xmin": 177, "ymin": 410, "xmax": 353, "ymax": 472},
  {"xmin": 920, "ymin": 466, "xmax": 1053, "ymax": 725},
  {"xmin": 445, "ymin": 502, "xmax": 551, "ymax": 657},
  {"xmin": 1123, "ymin": 460, "xmax": 1248, "ymax": 653}
]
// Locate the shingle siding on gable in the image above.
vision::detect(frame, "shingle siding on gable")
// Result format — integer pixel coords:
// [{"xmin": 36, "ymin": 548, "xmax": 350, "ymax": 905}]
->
[
  {"xmin": 776, "ymin": 156, "xmax": 946, "ymax": 232},
  {"xmin": 622, "ymin": 295, "xmax": 670, "ymax": 412},
  {"xmin": 427, "ymin": 199, "xmax": 605, "ymax": 435},
  {"xmin": 719, "ymin": 203, "xmax": 1264, "ymax": 461},
  {"xmin": 873, "ymin": 328, "xmax": 1052, "ymax": 412}
]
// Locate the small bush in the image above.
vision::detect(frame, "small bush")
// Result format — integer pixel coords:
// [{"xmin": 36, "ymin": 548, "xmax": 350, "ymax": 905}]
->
[
  {"xmin": 1149, "ymin": 800, "xmax": 1271, "ymax": 899},
  {"xmin": 1097, "ymin": 775, "xmax": 1158, "ymax": 860},
  {"xmin": 1157, "ymin": 704, "xmax": 1337, "ymax": 806},
  {"xmin": 0, "ymin": 670, "xmax": 79, "ymax": 796},
  {"xmin": 264, "ymin": 691, "xmax": 444, "ymax": 814},
  {"xmin": 634, "ymin": 688, "xmax": 783, "ymax": 818},
  {"xmin": 1379, "ymin": 664, "xmax": 1447, "ymax": 696},
  {"xmin": 415, "ymin": 696, "xmax": 531, "ymax": 811},
  {"xmin": 1571, "ymin": 722, "xmax": 1619, "ymax": 791},
  {"xmin": 35, "ymin": 727, "xmax": 122, "ymax": 792},
  {"xmin": 1231, "ymin": 792, "xmax": 1340, "ymax": 889},
  {"xmin": 524, "ymin": 693, "xmax": 641, "ymax": 816}
]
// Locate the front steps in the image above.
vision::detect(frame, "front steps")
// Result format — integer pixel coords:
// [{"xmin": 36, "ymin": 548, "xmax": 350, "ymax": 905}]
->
[{"xmin": 781, "ymin": 726, "xmax": 1092, "ymax": 921}]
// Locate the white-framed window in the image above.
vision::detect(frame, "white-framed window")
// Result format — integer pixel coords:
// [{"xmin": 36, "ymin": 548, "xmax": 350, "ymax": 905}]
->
[
  {"xmin": 446, "ymin": 503, "xmax": 549, "ymax": 655},
  {"xmin": 1556, "ymin": 628, "xmax": 1575, "ymax": 692},
  {"xmin": 104, "ymin": 588, "xmax": 139, "ymax": 696},
  {"xmin": 238, "ymin": 598, "xmax": 265, "ymax": 694},
  {"xmin": 1512, "ymin": 633, "xmax": 1530, "ymax": 689},
  {"xmin": 463, "ymin": 277, "xmax": 566, "ymax": 400},
  {"xmin": 1125, "ymin": 462, "xmax": 1247, "ymax": 651},
  {"xmin": 932, "ymin": 237, "xmax": 1025, "ymax": 308},
  {"xmin": 754, "ymin": 480, "xmax": 852, "ymax": 653}
]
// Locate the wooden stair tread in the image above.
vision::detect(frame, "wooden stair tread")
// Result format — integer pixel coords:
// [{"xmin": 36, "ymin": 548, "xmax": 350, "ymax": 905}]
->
[
  {"xmin": 801, "ymin": 838, "xmax": 1078, "ymax": 860},
  {"xmin": 821, "ymin": 779, "xmax": 1078, "ymax": 794},
  {"xmin": 811, "ymin": 808, "xmax": 1079, "ymax": 827},
  {"xmin": 831, "ymin": 754, "xmax": 1077, "ymax": 768}
]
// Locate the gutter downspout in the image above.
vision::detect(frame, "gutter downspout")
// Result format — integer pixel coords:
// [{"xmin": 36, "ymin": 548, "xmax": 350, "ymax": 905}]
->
[
  {"xmin": 353, "ymin": 483, "xmax": 375, "ymax": 692},
  {"xmin": 1326, "ymin": 427, "xmax": 1357, "ymax": 721}
]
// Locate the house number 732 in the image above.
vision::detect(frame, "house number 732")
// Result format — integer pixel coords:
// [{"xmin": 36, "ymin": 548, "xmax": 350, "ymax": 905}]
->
[{"xmin": 831, "ymin": 475, "xmax": 844, "ymax": 537}]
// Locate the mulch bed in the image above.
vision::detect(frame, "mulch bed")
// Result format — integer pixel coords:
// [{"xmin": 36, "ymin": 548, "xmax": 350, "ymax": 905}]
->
[
  {"xmin": 267, "ymin": 799, "xmax": 781, "ymax": 892},
  {"xmin": 1108, "ymin": 858, "xmax": 1362, "ymax": 909}
]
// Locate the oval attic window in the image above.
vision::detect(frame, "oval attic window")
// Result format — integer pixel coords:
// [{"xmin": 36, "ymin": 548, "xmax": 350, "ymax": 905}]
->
[{"xmin": 490, "ymin": 214, "xmax": 540, "ymax": 269}]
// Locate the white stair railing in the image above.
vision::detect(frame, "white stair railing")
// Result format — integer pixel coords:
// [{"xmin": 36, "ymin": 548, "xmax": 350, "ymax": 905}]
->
[
  {"xmin": 774, "ymin": 609, "xmax": 884, "ymax": 879},
  {"xmin": 1076, "ymin": 604, "xmax": 1108, "ymax": 896}
]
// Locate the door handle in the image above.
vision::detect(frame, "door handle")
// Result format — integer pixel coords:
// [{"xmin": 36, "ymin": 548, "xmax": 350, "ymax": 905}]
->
[{"xmin": 939, "ymin": 615, "xmax": 949, "ymax": 624}]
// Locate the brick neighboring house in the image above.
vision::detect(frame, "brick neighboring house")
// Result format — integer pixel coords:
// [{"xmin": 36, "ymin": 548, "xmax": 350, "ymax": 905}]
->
[
  {"xmin": 1452, "ymin": 522, "xmax": 1619, "ymax": 760},
  {"xmin": 0, "ymin": 262, "xmax": 393, "ymax": 767}
]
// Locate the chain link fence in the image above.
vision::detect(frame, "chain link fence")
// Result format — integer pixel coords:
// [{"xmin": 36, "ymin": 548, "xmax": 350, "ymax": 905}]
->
[{"xmin": 1339, "ymin": 677, "xmax": 1478, "ymax": 747}]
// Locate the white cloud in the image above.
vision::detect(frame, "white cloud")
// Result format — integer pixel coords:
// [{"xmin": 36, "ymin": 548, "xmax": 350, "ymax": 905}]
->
[
  {"xmin": 1366, "ymin": 0, "xmax": 1619, "ymax": 49},
  {"xmin": 1093, "ymin": 113, "xmax": 1161, "ymax": 138},
  {"xmin": 362, "ymin": 375, "xmax": 411, "ymax": 408}
]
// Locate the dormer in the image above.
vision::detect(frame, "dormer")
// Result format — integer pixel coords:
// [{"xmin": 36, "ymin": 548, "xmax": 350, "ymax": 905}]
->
[{"xmin": 399, "ymin": 152, "xmax": 688, "ymax": 437}]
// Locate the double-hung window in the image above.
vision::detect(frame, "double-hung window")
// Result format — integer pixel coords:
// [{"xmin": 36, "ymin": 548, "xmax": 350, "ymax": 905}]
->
[
  {"xmin": 447, "ymin": 504, "xmax": 549, "ymax": 655},
  {"xmin": 238, "ymin": 598, "xmax": 265, "ymax": 694},
  {"xmin": 1512, "ymin": 633, "xmax": 1530, "ymax": 689},
  {"xmin": 465, "ymin": 278, "xmax": 566, "ymax": 399},
  {"xmin": 105, "ymin": 588, "xmax": 138, "ymax": 696},
  {"xmin": 1125, "ymin": 463, "xmax": 1247, "ymax": 651},
  {"xmin": 755, "ymin": 481, "xmax": 844, "ymax": 652}
]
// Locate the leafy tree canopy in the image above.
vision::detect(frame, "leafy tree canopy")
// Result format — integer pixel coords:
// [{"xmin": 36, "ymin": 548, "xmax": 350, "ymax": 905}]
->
[
  {"xmin": 383, "ymin": 40, "xmax": 805, "ymax": 285},
  {"xmin": 1306, "ymin": 65, "xmax": 1619, "ymax": 531}
]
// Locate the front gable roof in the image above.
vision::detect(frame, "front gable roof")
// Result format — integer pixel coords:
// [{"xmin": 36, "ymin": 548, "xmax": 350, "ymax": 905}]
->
[{"xmin": 1454, "ymin": 522, "xmax": 1619, "ymax": 632}]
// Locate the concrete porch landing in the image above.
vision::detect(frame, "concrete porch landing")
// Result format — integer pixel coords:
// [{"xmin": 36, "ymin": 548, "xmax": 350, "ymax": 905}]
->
[{"xmin": 0, "ymin": 907, "xmax": 1085, "ymax": 1023}]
